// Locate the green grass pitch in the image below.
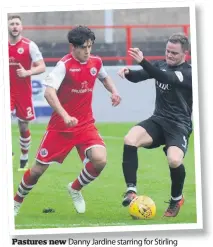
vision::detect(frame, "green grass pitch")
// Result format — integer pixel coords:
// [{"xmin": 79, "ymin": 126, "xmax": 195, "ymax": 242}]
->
[{"xmin": 12, "ymin": 123, "xmax": 197, "ymax": 229}]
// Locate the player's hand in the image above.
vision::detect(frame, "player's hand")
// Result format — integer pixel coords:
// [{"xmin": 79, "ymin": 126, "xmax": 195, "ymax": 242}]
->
[
  {"xmin": 16, "ymin": 63, "xmax": 32, "ymax": 78},
  {"xmin": 118, "ymin": 67, "xmax": 130, "ymax": 79},
  {"xmin": 63, "ymin": 115, "xmax": 78, "ymax": 127},
  {"xmin": 128, "ymin": 48, "xmax": 144, "ymax": 63},
  {"xmin": 111, "ymin": 93, "xmax": 121, "ymax": 107}
]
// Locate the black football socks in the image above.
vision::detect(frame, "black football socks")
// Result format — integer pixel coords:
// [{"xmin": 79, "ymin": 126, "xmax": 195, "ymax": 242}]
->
[
  {"xmin": 169, "ymin": 164, "xmax": 186, "ymax": 199},
  {"xmin": 122, "ymin": 144, "xmax": 138, "ymax": 190}
]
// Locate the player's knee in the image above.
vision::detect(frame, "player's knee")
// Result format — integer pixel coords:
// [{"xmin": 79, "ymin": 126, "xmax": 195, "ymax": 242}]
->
[
  {"xmin": 18, "ymin": 120, "xmax": 29, "ymax": 132},
  {"xmin": 92, "ymin": 155, "xmax": 107, "ymax": 171},
  {"xmin": 30, "ymin": 162, "xmax": 49, "ymax": 179},
  {"xmin": 124, "ymin": 135, "xmax": 137, "ymax": 146},
  {"xmin": 94, "ymin": 156, "xmax": 107, "ymax": 167},
  {"xmin": 167, "ymin": 156, "xmax": 182, "ymax": 168}
]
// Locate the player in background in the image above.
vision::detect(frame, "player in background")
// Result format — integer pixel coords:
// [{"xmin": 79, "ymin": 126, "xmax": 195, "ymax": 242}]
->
[
  {"xmin": 8, "ymin": 15, "xmax": 46, "ymax": 171},
  {"xmin": 118, "ymin": 33, "xmax": 192, "ymax": 217},
  {"xmin": 14, "ymin": 25, "xmax": 121, "ymax": 216}
]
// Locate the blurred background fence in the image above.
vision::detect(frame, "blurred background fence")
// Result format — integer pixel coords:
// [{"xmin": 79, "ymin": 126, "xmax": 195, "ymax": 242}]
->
[
  {"xmin": 19, "ymin": 7, "xmax": 190, "ymax": 66},
  {"xmin": 24, "ymin": 24, "xmax": 190, "ymax": 66}
]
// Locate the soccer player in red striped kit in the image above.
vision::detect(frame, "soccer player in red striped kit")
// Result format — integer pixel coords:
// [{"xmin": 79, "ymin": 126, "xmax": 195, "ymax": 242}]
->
[
  {"xmin": 14, "ymin": 25, "xmax": 121, "ymax": 216},
  {"xmin": 8, "ymin": 15, "xmax": 46, "ymax": 171}
]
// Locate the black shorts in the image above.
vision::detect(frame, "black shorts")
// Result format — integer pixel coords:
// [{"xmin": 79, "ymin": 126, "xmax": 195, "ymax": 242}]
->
[{"xmin": 136, "ymin": 116, "xmax": 192, "ymax": 155}]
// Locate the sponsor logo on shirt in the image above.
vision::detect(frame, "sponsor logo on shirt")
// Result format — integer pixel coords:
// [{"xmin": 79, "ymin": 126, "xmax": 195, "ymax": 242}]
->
[
  {"xmin": 9, "ymin": 56, "xmax": 19, "ymax": 66},
  {"xmin": 71, "ymin": 88, "xmax": 93, "ymax": 93},
  {"xmin": 156, "ymin": 81, "xmax": 171, "ymax": 91},
  {"xmin": 90, "ymin": 67, "xmax": 97, "ymax": 76},
  {"xmin": 71, "ymin": 81, "xmax": 93, "ymax": 94},
  {"xmin": 81, "ymin": 81, "xmax": 88, "ymax": 89},
  {"xmin": 17, "ymin": 47, "xmax": 24, "ymax": 54},
  {"xmin": 69, "ymin": 68, "xmax": 81, "ymax": 72}
]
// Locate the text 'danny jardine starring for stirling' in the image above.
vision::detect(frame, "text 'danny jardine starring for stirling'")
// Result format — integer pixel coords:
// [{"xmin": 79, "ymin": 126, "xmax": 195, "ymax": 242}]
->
[{"xmin": 12, "ymin": 237, "xmax": 178, "ymax": 246}]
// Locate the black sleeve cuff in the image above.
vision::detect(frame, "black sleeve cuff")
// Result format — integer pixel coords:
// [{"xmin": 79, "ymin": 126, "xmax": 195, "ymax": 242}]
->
[{"xmin": 125, "ymin": 69, "xmax": 150, "ymax": 83}]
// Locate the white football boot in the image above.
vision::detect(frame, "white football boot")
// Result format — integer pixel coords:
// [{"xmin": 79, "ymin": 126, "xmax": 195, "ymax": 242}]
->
[
  {"xmin": 67, "ymin": 182, "xmax": 86, "ymax": 213},
  {"xmin": 14, "ymin": 200, "xmax": 22, "ymax": 216}
]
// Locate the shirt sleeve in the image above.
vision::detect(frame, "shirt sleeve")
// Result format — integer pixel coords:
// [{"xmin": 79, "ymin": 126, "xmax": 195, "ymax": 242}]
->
[
  {"xmin": 140, "ymin": 59, "xmax": 192, "ymax": 89},
  {"xmin": 29, "ymin": 41, "xmax": 43, "ymax": 62},
  {"xmin": 125, "ymin": 61, "xmax": 159, "ymax": 83},
  {"xmin": 125, "ymin": 69, "xmax": 151, "ymax": 83},
  {"xmin": 97, "ymin": 61, "xmax": 108, "ymax": 82},
  {"xmin": 43, "ymin": 61, "xmax": 66, "ymax": 90}
]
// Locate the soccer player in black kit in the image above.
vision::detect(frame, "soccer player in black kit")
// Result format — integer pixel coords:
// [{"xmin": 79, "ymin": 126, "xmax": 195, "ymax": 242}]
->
[{"xmin": 118, "ymin": 33, "xmax": 192, "ymax": 217}]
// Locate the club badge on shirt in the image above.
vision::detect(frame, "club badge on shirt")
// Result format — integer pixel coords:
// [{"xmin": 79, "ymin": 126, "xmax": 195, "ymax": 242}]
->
[
  {"xmin": 90, "ymin": 67, "xmax": 97, "ymax": 76},
  {"xmin": 17, "ymin": 48, "xmax": 24, "ymax": 54}
]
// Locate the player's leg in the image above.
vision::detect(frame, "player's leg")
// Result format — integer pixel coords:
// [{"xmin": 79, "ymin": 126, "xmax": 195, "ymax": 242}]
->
[
  {"xmin": 163, "ymin": 128, "xmax": 190, "ymax": 217},
  {"xmin": 14, "ymin": 161, "xmax": 49, "ymax": 216},
  {"xmin": 10, "ymin": 92, "xmax": 16, "ymax": 160},
  {"xmin": 16, "ymin": 96, "xmax": 35, "ymax": 171},
  {"xmin": 17, "ymin": 119, "xmax": 31, "ymax": 171},
  {"xmin": 73, "ymin": 145, "xmax": 106, "ymax": 190},
  {"xmin": 14, "ymin": 131, "xmax": 74, "ymax": 216},
  {"xmin": 68, "ymin": 126, "xmax": 106, "ymax": 213},
  {"xmin": 122, "ymin": 117, "xmax": 164, "ymax": 206}
]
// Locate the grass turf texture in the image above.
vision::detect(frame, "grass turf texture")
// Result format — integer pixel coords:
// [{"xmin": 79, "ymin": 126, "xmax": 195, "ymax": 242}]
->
[{"xmin": 12, "ymin": 123, "xmax": 197, "ymax": 229}]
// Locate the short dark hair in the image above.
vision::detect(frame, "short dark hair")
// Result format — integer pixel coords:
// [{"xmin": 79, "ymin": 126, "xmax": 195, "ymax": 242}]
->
[
  {"xmin": 67, "ymin": 25, "xmax": 95, "ymax": 47},
  {"xmin": 168, "ymin": 33, "xmax": 190, "ymax": 52},
  {"xmin": 8, "ymin": 15, "xmax": 22, "ymax": 21}
]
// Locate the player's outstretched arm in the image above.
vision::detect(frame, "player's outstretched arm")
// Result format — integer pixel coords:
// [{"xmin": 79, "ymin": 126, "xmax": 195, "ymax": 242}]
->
[
  {"xmin": 101, "ymin": 76, "xmax": 121, "ymax": 107},
  {"xmin": 140, "ymin": 59, "xmax": 192, "ymax": 89},
  {"xmin": 118, "ymin": 67, "xmax": 151, "ymax": 83},
  {"xmin": 128, "ymin": 47, "xmax": 192, "ymax": 89}
]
